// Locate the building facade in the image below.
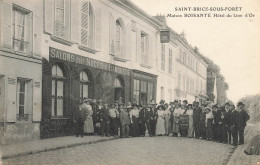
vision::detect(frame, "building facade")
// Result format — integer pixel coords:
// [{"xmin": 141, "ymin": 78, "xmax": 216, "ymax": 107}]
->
[
  {"xmin": 0, "ymin": 0, "xmax": 42, "ymax": 145},
  {"xmin": 40, "ymin": 0, "xmax": 161, "ymax": 138}
]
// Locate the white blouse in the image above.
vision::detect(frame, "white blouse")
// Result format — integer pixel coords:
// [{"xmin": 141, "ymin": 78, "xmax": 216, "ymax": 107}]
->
[{"xmin": 186, "ymin": 109, "xmax": 193, "ymax": 116}]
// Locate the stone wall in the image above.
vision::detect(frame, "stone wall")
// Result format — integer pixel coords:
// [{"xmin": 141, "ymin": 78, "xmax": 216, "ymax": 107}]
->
[{"xmin": 0, "ymin": 122, "xmax": 40, "ymax": 145}]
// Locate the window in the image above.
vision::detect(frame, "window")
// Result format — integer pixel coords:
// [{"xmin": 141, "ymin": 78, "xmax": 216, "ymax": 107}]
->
[
  {"xmin": 161, "ymin": 87, "xmax": 165, "ymax": 100},
  {"xmin": 141, "ymin": 81, "xmax": 147, "ymax": 93},
  {"xmin": 161, "ymin": 44, "xmax": 165, "ymax": 71},
  {"xmin": 177, "ymin": 72, "xmax": 181, "ymax": 89},
  {"xmin": 12, "ymin": 6, "xmax": 30, "ymax": 54},
  {"xmin": 148, "ymin": 82, "xmax": 153, "ymax": 102},
  {"xmin": 81, "ymin": 1, "xmax": 95, "ymax": 48},
  {"xmin": 183, "ymin": 74, "xmax": 186, "ymax": 91},
  {"xmin": 141, "ymin": 32, "xmax": 149, "ymax": 65},
  {"xmin": 133, "ymin": 79, "xmax": 140, "ymax": 104},
  {"xmin": 17, "ymin": 79, "xmax": 31, "ymax": 121},
  {"xmin": 54, "ymin": 0, "xmax": 70, "ymax": 40},
  {"xmin": 179, "ymin": 49, "xmax": 182, "ymax": 61},
  {"xmin": 169, "ymin": 49, "xmax": 173, "ymax": 74},
  {"xmin": 183, "ymin": 52, "xmax": 187, "ymax": 65},
  {"xmin": 116, "ymin": 21, "xmax": 122, "ymax": 56},
  {"xmin": 52, "ymin": 65, "xmax": 65, "ymax": 117},
  {"xmin": 80, "ymin": 71, "xmax": 90, "ymax": 102}
]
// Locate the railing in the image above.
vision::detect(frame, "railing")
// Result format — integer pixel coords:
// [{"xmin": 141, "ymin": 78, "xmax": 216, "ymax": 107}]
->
[
  {"xmin": 13, "ymin": 38, "xmax": 29, "ymax": 53},
  {"xmin": 16, "ymin": 114, "xmax": 29, "ymax": 122}
]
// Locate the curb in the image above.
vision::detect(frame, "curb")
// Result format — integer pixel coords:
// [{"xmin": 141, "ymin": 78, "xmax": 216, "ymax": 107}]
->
[{"xmin": 1, "ymin": 137, "xmax": 117, "ymax": 159}]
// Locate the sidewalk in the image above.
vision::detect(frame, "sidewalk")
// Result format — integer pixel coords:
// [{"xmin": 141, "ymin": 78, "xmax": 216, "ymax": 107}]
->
[
  {"xmin": 0, "ymin": 135, "xmax": 116, "ymax": 159},
  {"xmin": 227, "ymin": 123, "xmax": 260, "ymax": 165}
]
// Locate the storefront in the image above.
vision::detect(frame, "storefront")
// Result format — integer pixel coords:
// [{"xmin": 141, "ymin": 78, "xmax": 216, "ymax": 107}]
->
[
  {"xmin": 41, "ymin": 47, "xmax": 131, "ymax": 138},
  {"xmin": 131, "ymin": 70, "xmax": 157, "ymax": 105}
]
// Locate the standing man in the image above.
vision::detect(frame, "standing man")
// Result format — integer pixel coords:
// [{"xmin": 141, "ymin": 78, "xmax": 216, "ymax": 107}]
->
[
  {"xmin": 212, "ymin": 104, "xmax": 221, "ymax": 142},
  {"xmin": 100, "ymin": 101, "xmax": 110, "ymax": 137},
  {"xmin": 150, "ymin": 100, "xmax": 157, "ymax": 136},
  {"xmin": 183, "ymin": 100, "xmax": 188, "ymax": 111},
  {"xmin": 237, "ymin": 102, "xmax": 250, "ymax": 145},
  {"xmin": 74, "ymin": 102, "xmax": 87, "ymax": 137},
  {"xmin": 223, "ymin": 102, "xmax": 232, "ymax": 144},
  {"xmin": 193, "ymin": 102, "xmax": 202, "ymax": 138},
  {"xmin": 231, "ymin": 104, "xmax": 239, "ymax": 146},
  {"xmin": 169, "ymin": 101, "xmax": 176, "ymax": 136},
  {"xmin": 139, "ymin": 104, "xmax": 152, "ymax": 136},
  {"xmin": 109, "ymin": 103, "xmax": 119, "ymax": 137},
  {"xmin": 91, "ymin": 99, "xmax": 98, "ymax": 135}
]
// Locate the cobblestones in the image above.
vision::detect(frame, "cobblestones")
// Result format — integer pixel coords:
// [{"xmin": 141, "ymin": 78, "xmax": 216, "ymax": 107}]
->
[{"xmin": 3, "ymin": 136, "xmax": 235, "ymax": 165}]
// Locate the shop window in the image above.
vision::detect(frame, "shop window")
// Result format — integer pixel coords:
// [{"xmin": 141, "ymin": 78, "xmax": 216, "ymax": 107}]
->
[
  {"xmin": 133, "ymin": 79, "xmax": 140, "ymax": 104},
  {"xmin": 114, "ymin": 76, "xmax": 125, "ymax": 102},
  {"xmin": 17, "ymin": 79, "xmax": 30, "ymax": 121},
  {"xmin": 81, "ymin": 1, "xmax": 95, "ymax": 49},
  {"xmin": 12, "ymin": 5, "xmax": 31, "ymax": 54},
  {"xmin": 80, "ymin": 71, "xmax": 90, "ymax": 102},
  {"xmin": 161, "ymin": 44, "xmax": 165, "ymax": 71},
  {"xmin": 147, "ymin": 82, "xmax": 153, "ymax": 102},
  {"xmin": 52, "ymin": 65, "xmax": 65, "ymax": 117},
  {"xmin": 169, "ymin": 48, "xmax": 173, "ymax": 74}
]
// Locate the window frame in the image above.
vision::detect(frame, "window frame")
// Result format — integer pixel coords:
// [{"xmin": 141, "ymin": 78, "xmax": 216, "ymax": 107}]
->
[{"xmin": 161, "ymin": 44, "xmax": 165, "ymax": 71}]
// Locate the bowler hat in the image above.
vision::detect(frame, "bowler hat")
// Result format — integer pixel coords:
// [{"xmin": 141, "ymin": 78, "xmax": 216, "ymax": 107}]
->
[
  {"xmin": 237, "ymin": 102, "xmax": 244, "ymax": 107},
  {"xmin": 157, "ymin": 105, "xmax": 165, "ymax": 110},
  {"xmin": 132, "ymin": 103, "xmax": 139, "ymax": 108},
  {"xmin": 183, "ymin": 100, "xmax": 188, "ymax": 104},
  {"xmin": 225, "ymin": 102, "xmax": 230, "ymax": 106}
]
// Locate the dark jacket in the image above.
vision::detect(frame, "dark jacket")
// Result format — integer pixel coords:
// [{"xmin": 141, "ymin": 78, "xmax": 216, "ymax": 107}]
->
[
  {"xmin": 224, "ymin": 109, "xmax": 232, "ymax": 126},
  {"xmin": 212, "ymin": 109, "xmax": 221, "ymax": 125},
  {"xmin": 193, "ymin": 107, "xmax": 202, "ymax": 123},
  {"xmin": 238, "ymin": 109, "xmax": 250, "ymax": 128},
  {"xmin": 74, "ymin": 106, "xmax": 87, "ymax": 123},
  {"xmin": 150, "ymin": 107, "xmax": 157, "ymax": 120},
  {"xmin": 231, "ymin": 110, "xmax": 239, "ymax": 127},
  {"xmin": 100, "ymin": 106, "xmax": 110, "ymax": 120},
  {"xmin": 139, "ymin": 108, "xmax": 152, "ymax": 121}
]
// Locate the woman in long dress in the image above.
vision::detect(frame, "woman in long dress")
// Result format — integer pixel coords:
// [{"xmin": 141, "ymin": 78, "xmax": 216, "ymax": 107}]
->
[
  {"xmin": 129, "ymin": 104, "xmax": 140, "ymax": 137},
  {"xmin": 164, "ymin": 104, "xmax": 171, "ymax": 136},
  {"xmin": 83, "ymin": 99, "xmax": 94, "ymax": 134},
  {"xmin": 186, "ymin": 104, "xmax": 194, "ymax": 138},
  {"xmin": 156, "ymin": 105, "xmax": 166, "ymax": 135}
]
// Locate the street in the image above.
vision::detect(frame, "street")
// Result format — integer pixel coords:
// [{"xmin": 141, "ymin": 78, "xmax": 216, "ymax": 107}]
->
[{"xmin": 2, "ymin": 136, "xmax": 235, "ymax": 165}]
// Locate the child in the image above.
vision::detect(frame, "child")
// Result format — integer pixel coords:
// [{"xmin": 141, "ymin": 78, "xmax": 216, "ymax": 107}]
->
[
  {"xmin": 120, "ymin": 105, "xmax": 130, "ymax": 138},
  {"xmin": 205, "ymin": 107, "xmax": 214, "ymax": 140}
]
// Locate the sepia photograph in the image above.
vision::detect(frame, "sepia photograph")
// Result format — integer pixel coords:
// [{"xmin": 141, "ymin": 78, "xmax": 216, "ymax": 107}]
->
[{"xmin": 0, "ymin": 0, "xmax": 259, "ymax": 164}]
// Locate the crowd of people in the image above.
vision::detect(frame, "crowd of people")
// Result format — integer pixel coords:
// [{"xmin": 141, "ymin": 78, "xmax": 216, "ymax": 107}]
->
[{"xmin": 74, "ymin": 97, "xmax": 250, "ymax": 147}]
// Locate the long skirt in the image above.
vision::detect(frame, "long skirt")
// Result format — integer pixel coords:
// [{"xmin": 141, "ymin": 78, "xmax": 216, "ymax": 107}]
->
[
  {"xmin": 131, "ymin": 116, "xmax": 139, "ymax": 137},
  {"xmin": 244, "ymin": 134, "xmax": 260, "ymax": 155},
  {"xmin": 188, "ymin": 115, "xmax": 194, "ymax": 137},
  {"xmin": 156, "ymin": 117, "xmax": 165, "ymax": 135},
  {"xmin": 164, "ymin": 115, "xmax": 170, "ymax": 135},
  {"xmin": 84, "ymin": 116, "xmax": 94, "ymax": 133},
  {"xmin": 206, "ymin": 119, "xmax": 213, "ymax": 139},
  {"xmin": 173, "ymin": 116, "xmax": 180, "ymax": 133}
]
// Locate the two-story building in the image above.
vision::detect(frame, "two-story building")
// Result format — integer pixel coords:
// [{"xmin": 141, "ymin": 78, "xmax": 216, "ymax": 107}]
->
[{"xmin": 0, "ymin": 0, "xmax": 42, "ymax": 145}]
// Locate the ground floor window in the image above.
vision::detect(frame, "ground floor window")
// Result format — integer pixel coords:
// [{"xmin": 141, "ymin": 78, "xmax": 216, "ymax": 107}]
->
[
  {"xmin": 80, "ymin": 71, "xmax": 90, "ymax": 102},
  {"xmin": 133, "ymin": 79, "xmax": 140, "ymax": 104}
]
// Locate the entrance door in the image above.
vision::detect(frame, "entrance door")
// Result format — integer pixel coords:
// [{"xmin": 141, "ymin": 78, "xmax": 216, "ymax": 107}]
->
[{"xmin": 114, "ymin": 76, "xmax": 125, "ymax": 103}]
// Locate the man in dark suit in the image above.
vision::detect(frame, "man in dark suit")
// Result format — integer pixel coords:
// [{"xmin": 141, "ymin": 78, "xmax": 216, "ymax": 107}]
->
[
  {"xmin": 100, "ymin": 101, "xmax": 110, "ymax": 137},
  {"xmin": 139, "ymin": 104, "xmax": 152, "ymax": 136},
  {"xmin": 91, "ymin": 99, "xmax": 98, "ymax": 134},
  {"xmin": 231, "ymin": 104, "xmax": 239, "ymax": 146},
  {"xmin": 74, "ymin": 102, "xmax": 87, "ymax": 137},
  {"xmin": 237, "ymin": 102, "xmax": 250, "ymax": 145},
  {"xmin": 193, "ymin": 102, "xmax": 202, "ymax": 138},
  {"xmin": 223, "ymin": 102, "xmax": 232, "ymax": 144},
  {"xmin": 212, "ymin": 104, "xmax": 221, "ymax": 141},
  {"xmin": 149, "ymin": 100, "xmax": 157, "ymax": 136}
]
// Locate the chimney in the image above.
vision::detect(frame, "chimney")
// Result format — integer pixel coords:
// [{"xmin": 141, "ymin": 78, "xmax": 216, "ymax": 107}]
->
[{"xmin": 153, "ymin": 14, "xmax": 167, "ymax": 24}]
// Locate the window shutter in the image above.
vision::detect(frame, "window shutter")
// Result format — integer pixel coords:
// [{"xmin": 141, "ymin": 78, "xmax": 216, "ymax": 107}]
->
[
  {"xmin": 1, "ymin": 1, "xmax": 12, "ymax": 49},
  {"xmin": 136, "ymin": 29, "xmax": 141, "ymax": 63},
  {"xmin": 95, "ymin": 7, "xmax": 102, "ymax": 51},
  {"xmin": 33, "ymin": 15, "xmax": 42, "ymax": 58},
  {"xmin": 33, "ymin": 81, "xmax": 41, "ymax": 121},
  {"xmin": 125, "ymin": 23, "xmax": 131, "ymax": 60},
  {"xmin": 71, "ymin": 0, "xmax": 80, "ymax": 43},
  {"xmin": 109, "ymin": 13, "xmax": 116, "ymax": 55},
  {"xmin": 44, "ymin": 0, "xmax": 54, "ymax": 34},
  {"xmin": 6, "ymin": 77, "xmax": 17, "ymax": 122},
  {"xmin": 64, "ymin": 0, "xmax": 70, "ymax": 40}
]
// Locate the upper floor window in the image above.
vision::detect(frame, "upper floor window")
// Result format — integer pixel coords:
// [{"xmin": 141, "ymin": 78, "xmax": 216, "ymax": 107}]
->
[
  {"xmin": 169, "ymin": 48, "xmax": 173, "ymax": 74},
  {"xmin": 12, "ymin": 6, "xmax": 31, "ymax": 54},
  {"xmin": 55, "ymin": 0, "xmax": 64, "ymax": 24},
  {"xmin": 116, "ymin": 21, "xmax": 122, "ymax": 55},
  {"xmin": 81, "ymin": 1, "xmax": 95, "ymax": 48},
  {"xmin": 161, "ymin": 44, "xmax": 165, "ymax": 71},
  {"xmin": 179, "ymin": 49, "xmax": 182, "ymax": 62},
  {"xmin": 183, "ymin": 52, "xmax": 187, "ymax": 65},
  {"xmin": 141, "ymin": 32, "xmax": 149, "ymax": 65}
]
